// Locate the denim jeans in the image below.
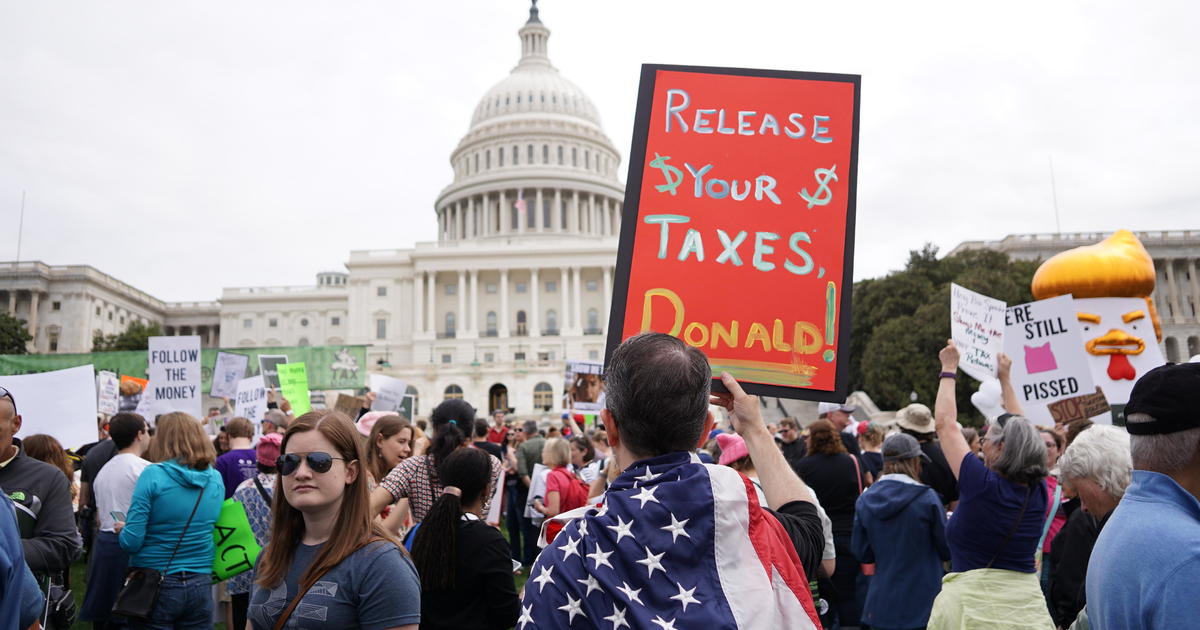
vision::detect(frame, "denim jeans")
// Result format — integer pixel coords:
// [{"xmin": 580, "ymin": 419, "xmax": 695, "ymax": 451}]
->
[{"xmin": 127, "ymin": 572, "xmax": 213, "ymax": 630}]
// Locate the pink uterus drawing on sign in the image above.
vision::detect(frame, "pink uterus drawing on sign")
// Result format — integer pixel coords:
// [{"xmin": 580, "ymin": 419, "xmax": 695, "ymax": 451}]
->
[{"xmin": 1024, "ymin": 343, "xmax": 1058, "ymax": 374}]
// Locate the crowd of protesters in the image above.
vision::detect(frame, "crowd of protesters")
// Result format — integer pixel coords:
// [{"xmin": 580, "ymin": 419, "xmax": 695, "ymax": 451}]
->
[{"xmin": 1, "ymin": 335, "xmax": 1198, "ymax": 629}]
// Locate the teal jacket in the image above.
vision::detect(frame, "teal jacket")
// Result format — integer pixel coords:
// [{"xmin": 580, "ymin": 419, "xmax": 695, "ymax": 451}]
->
[{"xmin": 119, "ymin": 459, "xmax": 223, "ymax": 574}]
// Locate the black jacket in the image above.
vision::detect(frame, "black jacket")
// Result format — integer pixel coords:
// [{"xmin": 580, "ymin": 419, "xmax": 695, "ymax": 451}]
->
[
  {"xmin": 1048, "ymin": 500, "xmax": 1108, "ymax": 628},
  {"xmin": 0, "ymin": 439, "xmax": 82, "ymax": 574}
]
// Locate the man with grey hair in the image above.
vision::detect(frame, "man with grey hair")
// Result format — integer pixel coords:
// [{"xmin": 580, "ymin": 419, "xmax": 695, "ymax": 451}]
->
[
  {"xmin": 1048, "ymin": 424, "xmax": 1131, "ymax": 629},
  {"xmin": 1087, "ymin": 363, "xmax": 1200, "ymax": 630}
]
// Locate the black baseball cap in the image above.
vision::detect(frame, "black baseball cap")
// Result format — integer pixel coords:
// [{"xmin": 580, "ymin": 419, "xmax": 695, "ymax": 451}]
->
[{"xmin": 1125, "ymin": 363, "xmax": 1200, "ymax": 435}]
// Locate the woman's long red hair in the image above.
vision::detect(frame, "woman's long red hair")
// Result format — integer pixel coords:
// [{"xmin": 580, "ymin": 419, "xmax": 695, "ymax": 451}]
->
[{"xmin": 256, "ymin": 410, "xmax": 400, "ymax": 588}]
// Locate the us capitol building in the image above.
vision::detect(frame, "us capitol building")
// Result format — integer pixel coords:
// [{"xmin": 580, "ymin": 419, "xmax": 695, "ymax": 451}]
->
[{"xmin": 3, "ymin": 7, "xmax": 1198, "ymax": 418}]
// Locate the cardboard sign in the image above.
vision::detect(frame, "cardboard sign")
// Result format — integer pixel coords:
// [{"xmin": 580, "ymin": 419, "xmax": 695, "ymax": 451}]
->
[
  {"xmin": 606, "ymin": 65, "xmax": 860, "ymax": 400},
  {"xmin": 368, "ymin": 374, "xmax": 408, "ymax": 413},
  {"xmin": 257, "ymin": 355, "xmax": 288, "ymax": 389},
  {"xmin": 277, "ymin": 362, "xmax": 311, "ymax": 416},
  {"xmin": 334, "ymin": 394, "xmax": 365, "ymax": 417},
  {"xmin": 211, "ymin": 352, "xmax": 249, "ymax": 399},
  {"xmin": 212, "ymin": 498, "xmax": 262, "ymax": 580},
  {"xmin": 97, "ymin": 370, "xmax": 120, "ymax": 416},
  {"xmin": 563, "ymin": 360, "xmax": 605, "ymax": 412},
  {"xmin": 147, "ymin": 336, "xmax": 202, "ymax": 418},
  {"xmin": 234, "ymin": 375, "xmax": 268, "ymax": 423},
  {"xmin": 950, "ymin": 283, "xmax": 1007, "ymax": 382},
  {"xmin": 1047, "ymin": 387, "xmax": 1112, "ymax": 424},
  {"xmin": 0, "ymin": 365, "xmax": 99, "ymax": 450},
  {"xmin": 1003, "ymin": 295, "xmax": 1096, "ymax": 424}
]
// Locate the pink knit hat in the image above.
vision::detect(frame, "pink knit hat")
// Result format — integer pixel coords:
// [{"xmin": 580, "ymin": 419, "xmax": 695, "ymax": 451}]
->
[
  {"xmin": 716, "ymin": 433, "xmax": 750, "ymax": 467},
  {"xmin": 256, "ymin": 433, "xmax": 283, "ymax": 467},
  {"xmin": 356, "ymin": 411, "xmax": 392, "ymax": 437}
]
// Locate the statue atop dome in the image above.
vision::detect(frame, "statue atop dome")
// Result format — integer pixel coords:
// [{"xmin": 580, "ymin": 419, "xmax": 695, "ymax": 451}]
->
[{"xmin": 527, "ymin": 0, "xmax": 541, "ymax": 25}]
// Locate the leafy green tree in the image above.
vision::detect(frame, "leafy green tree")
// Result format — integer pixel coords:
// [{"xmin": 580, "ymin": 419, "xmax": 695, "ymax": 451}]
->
[
  {"xmin": 0, "ymin": 312, "xmax": 32, "ymax": 354},
  {"xmin": 848, "ymin": 246, "xmax": 1038, "ymax": 425},
  {"xmin": 92, "ymin": 321, "xmax": 164, "ymax": 352}
]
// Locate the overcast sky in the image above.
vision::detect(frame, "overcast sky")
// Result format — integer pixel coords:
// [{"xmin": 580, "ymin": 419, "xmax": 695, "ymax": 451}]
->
[{"xmin": 2, "ymin": 1, "xmax": 1197, "ymax": 302}]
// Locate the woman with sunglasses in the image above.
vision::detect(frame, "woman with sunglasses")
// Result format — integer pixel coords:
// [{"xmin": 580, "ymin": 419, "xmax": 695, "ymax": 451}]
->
[
  {"xmin": 411, "ymin": 447, "xmax": 520, "ymax": 630},
  {"xmin": 926, "ymin": 342, "xmax": 1054, "ymax": 629},
  {"xmin": 369, "ymin": 399, "xmax": 504, "ymax": 526},
  {"xmin": 248, "ymin": 410, "xmax": 420, "ymax": 630}
]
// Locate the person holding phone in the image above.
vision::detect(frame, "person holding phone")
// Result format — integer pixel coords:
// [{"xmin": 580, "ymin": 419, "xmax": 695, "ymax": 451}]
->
[{"xmin": 82, "ymin": 412, "xmax": 151, "ymax": 629}]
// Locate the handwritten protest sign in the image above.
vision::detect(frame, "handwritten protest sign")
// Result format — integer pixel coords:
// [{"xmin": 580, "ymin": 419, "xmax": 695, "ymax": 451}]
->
[
  {"xmin": 234, "ymin": 375, "xmax": 268, "ymax": 423},
  {"xmin": 1003, "ymin": 295, "xmax": 1095, "ymax": 424},
  {"xmin": 950, "ymin": 283, "xmax": 1007, "ymax": 382},
  {"xmin": 369, "ymin": 374, "xmax": 408, "ymax": 413},
  {"xmin": 1047, "ymin": 387, "xmax": 1112, "ymax": 424},
  {"xmin": 212, "ymin": 499, "xmax": 262, "ymax": 580},
  {"xmin": 211, "ymin": 352, "xmax": 249, "ymax": 399},
  {"xmin": 607, "ymin": 65, "xmax": 860, "ymax": 400},
  {"xmin": 334, "ymin": 394, "xmax": 364, "ymax": 417},
  {"xmin": 147, "ymin": 336, "xmax": 202, "ymax": 418},
  {"xmin": 97, "ymin": 370, "xmax": 119, "ymax": 416},
  {"xmin": 257, "ymin": 355, "xmax": 288, "ymax": 389},
  {"xmin": 277, "ymin": 362, "xmax": 310, "ymax": 415},
  {"xmin": 0, "ymin": 365, "xmax": 98, "ymax": 449}
]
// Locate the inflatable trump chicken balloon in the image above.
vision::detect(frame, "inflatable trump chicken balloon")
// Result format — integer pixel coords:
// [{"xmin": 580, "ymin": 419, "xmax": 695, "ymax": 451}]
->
[{"xmin": 1031, "ymin": 230, "xmax": 1166, "ymax": 407}]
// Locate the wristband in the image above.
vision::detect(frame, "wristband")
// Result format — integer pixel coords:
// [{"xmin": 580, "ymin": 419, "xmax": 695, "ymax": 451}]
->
[{"xmin": 939, "ymin": 371, "xmax": 957, "ymax": 380}]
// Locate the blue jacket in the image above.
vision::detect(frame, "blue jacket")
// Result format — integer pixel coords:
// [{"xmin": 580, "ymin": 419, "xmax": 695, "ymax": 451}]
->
[
  {"xmin": 1, "ymin": 489, "xmax": 44, "ymax": 630},
  {"xmin": 119, "ymin": 459, "xmax": 223, "ymax": 574},
  {"xmin": 852, "ymin": 474, "xmax": 950, "ymax": 629},
  {"xmin": 1087, "ymin": 470, "xmax": 1200, "ymax": 630}
]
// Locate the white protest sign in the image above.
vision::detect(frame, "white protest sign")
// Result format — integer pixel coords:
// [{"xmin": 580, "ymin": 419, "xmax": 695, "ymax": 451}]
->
[
  {"xmin": 147, "ymin": 336, "xmax": 202, "ymax": 418},
  {"xmin": 235, "ymin": 375, "xmax": 269, "ymax": 423},
  {"xmin": 96, "ymin": 370, "xmax": 120, "ymax": 416},
  {"xmin": 950, "ymin": 283, "xmax": 1007, "ymax": 382},
  {"xmin": 0, "ymin": 365, "xmax": 99, "ymax": 450},
  {"xmin": 211, "ymin": 352, "xmax": 249, "ymax": 399},
  {"xmin": 1003, "ymin": 295, "xmax": 1095, "ymax": 424},
  {"xmin": 369, "ymin": 374, "xmax": 408, "ymax": 412},
  {"xmin": 258, "ymin": 355, "xmax": 289, "ymax": 389}
]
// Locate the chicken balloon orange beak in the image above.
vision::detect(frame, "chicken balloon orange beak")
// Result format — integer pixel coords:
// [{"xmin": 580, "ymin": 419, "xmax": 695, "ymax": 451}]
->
[{"xmin": 1085, "ymin": 329, "xmax": 1145, "ymax": 356}]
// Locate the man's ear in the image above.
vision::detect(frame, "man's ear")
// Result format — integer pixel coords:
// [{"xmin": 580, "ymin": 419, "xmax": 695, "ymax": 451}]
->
[
  {"xmin": 601, "ymin": 409, "xmax": 620, "ymax": 450},
  {"xmin": 11, "ymin": 414, "xmax": 21, "ymax": 435},
  {"xmin": 696, "ymin": 411, "xmax": 715, "ymax": 449}
]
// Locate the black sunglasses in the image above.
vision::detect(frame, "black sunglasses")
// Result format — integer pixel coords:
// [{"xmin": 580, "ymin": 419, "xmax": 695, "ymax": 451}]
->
[
  {"xmin": 0, "ymin": 387, "xmax": 15, "ymax": 415},
  {"xmin": 278, "ymin": 451, "xmax": 346, "ymax": 476}
]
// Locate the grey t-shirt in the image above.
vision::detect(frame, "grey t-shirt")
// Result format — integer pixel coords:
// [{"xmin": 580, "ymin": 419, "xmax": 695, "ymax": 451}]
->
[{"xmin": 248, "ymin": 540, "xmax": 420, "ymax": 630}]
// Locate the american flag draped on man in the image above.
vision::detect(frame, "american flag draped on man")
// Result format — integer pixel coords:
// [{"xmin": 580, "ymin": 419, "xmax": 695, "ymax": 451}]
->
[{"xmin": 519, "ymin": 450, "xmax": 823, "ymax": 629}]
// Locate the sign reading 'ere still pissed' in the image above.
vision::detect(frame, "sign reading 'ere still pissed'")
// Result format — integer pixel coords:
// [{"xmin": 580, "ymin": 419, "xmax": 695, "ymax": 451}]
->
[{"xmin": 606, "ymin": 65, "xmax": 860, "ymax": 399}]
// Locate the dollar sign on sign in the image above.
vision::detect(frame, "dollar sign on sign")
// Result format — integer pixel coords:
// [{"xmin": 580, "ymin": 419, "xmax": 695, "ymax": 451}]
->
[
  {"xmin": 648, "ymin": 152, "xmax": 683, "ymax": 196},
  {"xmin": 798, "ymin": 164, "xmax": 838, "ymax": 208}
]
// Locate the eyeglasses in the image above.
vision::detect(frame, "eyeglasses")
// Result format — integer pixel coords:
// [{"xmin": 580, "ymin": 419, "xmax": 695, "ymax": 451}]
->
[
  {"xmin": 278, "ymin": 452, "xmax": 346, "ymax": 476},
  {"xmin": 0, "ymin": 387, "xmax": 14, "ymax": 415}
]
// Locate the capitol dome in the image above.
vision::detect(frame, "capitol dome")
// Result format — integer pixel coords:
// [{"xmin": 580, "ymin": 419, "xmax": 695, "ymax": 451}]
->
[{"xmin": 434, "ymin": 2, "xmax": 625, "ymax": 243}]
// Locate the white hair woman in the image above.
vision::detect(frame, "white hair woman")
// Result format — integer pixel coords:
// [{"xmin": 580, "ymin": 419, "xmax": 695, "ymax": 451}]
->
[
  {"xmin": 926, "ymin": 341, "xmax": 1054, "ymax": 629},
  {"xmin": 1046, "ymin": 425, "xmax": 1131, "ymax": 629}
]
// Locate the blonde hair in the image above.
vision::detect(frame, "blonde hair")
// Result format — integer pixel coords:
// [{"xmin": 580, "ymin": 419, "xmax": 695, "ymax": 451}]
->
[
  {"xmin": 542, "ymin": 437, "xmax": 571, "ymax": 468},
  {"xmin": 147, "ymin": 412, "xmax": 216, "ymax": 469}
]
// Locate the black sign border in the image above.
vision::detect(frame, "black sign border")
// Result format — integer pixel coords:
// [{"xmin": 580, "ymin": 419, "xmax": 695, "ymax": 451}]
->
[{"xmin": 604, "ymin": 63, "xmax": 860, "ymax": 402}]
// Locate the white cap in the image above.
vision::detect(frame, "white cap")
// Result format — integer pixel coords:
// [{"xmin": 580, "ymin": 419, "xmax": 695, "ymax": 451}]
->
[{"xmin": 817, "ymin": 402, "xmax": 856, "ymax": 417}]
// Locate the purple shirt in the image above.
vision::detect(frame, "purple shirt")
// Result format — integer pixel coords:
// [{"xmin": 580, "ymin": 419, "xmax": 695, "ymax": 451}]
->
[{"xmin": 215, "ymin": 449, "xmax": 257, "ymax": 499}]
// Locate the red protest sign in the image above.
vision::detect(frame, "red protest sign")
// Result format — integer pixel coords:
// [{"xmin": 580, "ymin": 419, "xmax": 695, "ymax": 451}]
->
[{"xmin": 606, "ymin": 65, "xmax": 860, "ymax": 400}]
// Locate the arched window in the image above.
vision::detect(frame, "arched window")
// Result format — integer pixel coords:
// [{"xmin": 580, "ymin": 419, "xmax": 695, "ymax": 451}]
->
[
  {"xmin": 1165, "ymin": 337, "xmax": 1181, "ymax": 362},
  {"xmin": 557, "ymin": 146, "xmax": 564, "ymax": 165},
  {"xmin": 511, "ymin": 206, "xmax": 519, "ymax": 230},
  {"xmin": 516, "ymin": 310, "xmax": 527, "ymax": 336},
  {"xmin": 585, "ymin": 150, "xmax": 590, "ymax": 170},
  {"xmin": 543, "ymin": 144, "xmax": 549, "ymax": 163},
  {"xmin": 528, "ymin": 144, "xmax": 534, "ymax": 163},
  {"xmin": 405, "ymin": 385, "xmax": 419, "ymax": 416},
  {"xmin": 513, "ymin": 145, "xmax": 519, "ymax": 165},
  {"xmin": 571, "ymin": 147, "xmax": 577, "ymax": 166},
  {"xmin": 486, "ymin": 311, "xmax": 497, "ymax": 336},
  {"xmin": 297, "ymin": 337, "xmax": 309, "ymax": 347},
  {"xmin": 546, "ymin": 309, "xmax": 558, "ymax": 333},
  {"xmin": 498, "ymin": 147, "xmax": 504, "ymax": 166},
  {"xmin": 474, "ymin": 153, "xmax": 479, "ymax": 172},
  {"xmin": 561, "ymin": 199, "xmax": 568, "ymax": 230},
  {"xmin": 445, "ymin": 312, "xmax": 456, "ymax": 337},
  {"xmin": 444, "ymin": 384, "xmax": 464, "ymax": 400},
  {"xmin": 587, "ymin": 308, "xmax": 599, "ymax": 333},
  {"xmin": 533, "ymin": 382, "xmax": 554, "ymax": 411}
]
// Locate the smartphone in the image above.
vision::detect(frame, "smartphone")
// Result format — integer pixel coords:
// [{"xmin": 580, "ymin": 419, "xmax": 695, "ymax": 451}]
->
[{"xmin": 110, "ymin": 511, "xmax": 126, "ymax": 522}]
